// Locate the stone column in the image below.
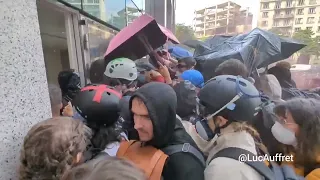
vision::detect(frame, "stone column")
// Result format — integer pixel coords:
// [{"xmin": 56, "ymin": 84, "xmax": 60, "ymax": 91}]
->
[{"xmin": 0, "ymin": 0, "xmax": 52, "ymax": 179}]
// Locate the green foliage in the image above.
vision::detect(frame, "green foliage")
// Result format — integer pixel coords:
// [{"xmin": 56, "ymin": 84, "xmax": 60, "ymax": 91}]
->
[
  {"xmin": 175, "ymin": 23, "xmax": 196, "ymax": 42},
  {"xmin": 198, "ymin": 36, "xmax": 209, "ymax": 41},
  {"xmin": 293, "ymin": 29, "xmax": 320, "ymax": 56},
  {"xmin": 268, "ymin": 28, "xmax": 289, "ymax": 37}
]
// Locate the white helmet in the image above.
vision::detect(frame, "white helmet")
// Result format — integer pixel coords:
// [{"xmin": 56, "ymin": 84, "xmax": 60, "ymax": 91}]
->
[{"xmin": 104, "ymin": 58, "xmax": 138, "ymax": 81}]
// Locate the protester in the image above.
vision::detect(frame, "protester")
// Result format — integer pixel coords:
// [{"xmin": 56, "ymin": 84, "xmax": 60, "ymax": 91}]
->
[
  {"xmin": 180, "ymin": 69, "xmax": 204, "ymax": 89},
  {"xmin": 58, "ymin": 69, "xmax": 81, "ymax": 106},
  {"xmin": 272, "ymin": 98, "xmax": 320, "ymax": 179},
  {"xmin": 268, "ymin": 65, "xmax": 296, "ymax": 89},
  {"xmin": 128, "ymin": 82, "xmax": 205, "ymax": 180},
  {"xmin": 173, "ymin": 81, "xmax": 198, "ymax": 123},
  {"xmin": 89, "ymin": 58, "xmax": 107, "ymax": 84},
  {"xmin": 71, "ymin": 84, "xmax": 125, "ymax": 159},
  {"xmin": 176, "ymin": 57, "xmax": 196, "ymax": 76},
  {"xmin": 104, "ymin": 58, "xmax": 138, "ymax": 95},
  {"xmin": 214, "ymin": 59, "xmax": 249, "ymax": 78},
  {"xmin": 61, "ymin": 156, "xmax": 146, "ymax": 180},
  {"xmin": 48, "ymin": 84, "xmax": 63, "ymax": 117},
  {"xmin": 19, "ymin": 117, "xmax": 91, "ymax": 180},
  {"xmin": 255, "ymin": 74, "xmax": 284, "ymax": 104},
  {"xmin": 195, "ymin": 75, "xmax": 267, "ymax": 180}
]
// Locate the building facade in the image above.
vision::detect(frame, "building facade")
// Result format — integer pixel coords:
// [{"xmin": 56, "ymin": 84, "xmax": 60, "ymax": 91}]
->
[
  {"xmin": 145, "ymin": 0, "xmax": 176, "ymax": 32},
  {"xmin": 258, "ymin": 0, "xmax": 320, "ymax": 37},
  {"xmin": 193, "ymin": 1, "xmax": 253, "ymax": 38},
  {"xmin": 0, "ymin": 0, "xmax": 173, "ymax": 179}
]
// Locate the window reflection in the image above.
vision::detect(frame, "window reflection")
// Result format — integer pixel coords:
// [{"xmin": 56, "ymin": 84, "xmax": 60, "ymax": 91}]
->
[
  {"xmin": 105, "ymin": 0, "xmax": 126, "ymax": 29},
  {"xmin": 63, "ymin": 0, "xmax": 82, "ymax": 8},
  {"xmin": 58, "ymin": 0, "xmax": 146, "ymax": 29},
  {"xmin": 83, "ymin": 0, "xmax": 107, "ymax": 21},
  {"xmin": 88, "ymin": 22, "xmax": 116, "ymax": 62},
  {"xmin": 125, "ymin": 0, "xmax": 145, "ymax": 25}
]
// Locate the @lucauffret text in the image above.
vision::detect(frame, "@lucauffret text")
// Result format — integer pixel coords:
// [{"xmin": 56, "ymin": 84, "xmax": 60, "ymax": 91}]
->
[{"xmin": 238, "ymin": 153, "xmax": 293, "ymax": 163}]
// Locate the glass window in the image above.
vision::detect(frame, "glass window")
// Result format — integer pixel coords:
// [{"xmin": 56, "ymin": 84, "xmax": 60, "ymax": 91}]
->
[
  {"xmin": 298, "ymin": 0, "xmax": 305, "ymax": 6},
  {"xmin": 62, "ymin": 0, "xmax": 82, "ymax": 8},
  {"xmin": 307, "ymin": 17, "xmax": 315, "ymax": 24},
  {"xmin": 309, "ymin": 7, "xmax": 316, "ymax": 14},
  {"xmin": 262, "ymin": 3, "xmax": 269, "ymax": 9},
  {"xmin": 262, "ymin": 12, "xmax": 268, "ymax": 18},
  {"xmin": 297, "ymin": 9, "xmax": 304, "ymax": 15},
  {"xmin": 125, "ymin": 0, "xmax": 145, "ymax": 25},
  {"xmin": 88, "ymin": 21, "xmax": 116, "ymax": 62},
  {"xmin": 105, "ymin": 0, "xmax": 126, "ymax": 29}
]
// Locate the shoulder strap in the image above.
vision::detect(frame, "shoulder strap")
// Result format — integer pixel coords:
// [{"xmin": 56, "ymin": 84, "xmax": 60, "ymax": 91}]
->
[
  {"xmin": 161, "ymin": 143, "xmax": 206, "ymax": 167},
  {"xmin": 116, "ymin": 140, "xmax": 137, "ymax": 156},
  {"xmin": 209, "ymin": 147, "xmax": 275, "ymax": 180}
]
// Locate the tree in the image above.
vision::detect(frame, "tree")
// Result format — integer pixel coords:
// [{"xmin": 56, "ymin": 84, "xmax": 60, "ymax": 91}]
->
[
  {"xmin": 268, "ymin": 28, "xmax": 289, "ymax": 37},
  {"xmin": 293, "ymin": 29, "xmax": 320, "ymax": 64},
  {"xmin": 175, "ymin": 23, "xmax": 196, "ymax": 43}
]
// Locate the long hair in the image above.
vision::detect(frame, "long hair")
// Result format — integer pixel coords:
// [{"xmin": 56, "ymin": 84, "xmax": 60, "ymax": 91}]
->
[
  {"xmin": 19, "ymin": 117, "xmax": 91, "ymax": 180},
  {"xmin": 231, "ymin": 121, "xmax": 269, "ymax": 156},
  {"xmin": 274, "ymin": 98, "xmax": 320, "ymax": 172},
  {"xmin": 86, "ymin": 119, "xmax": 123, "ymax": 151}
]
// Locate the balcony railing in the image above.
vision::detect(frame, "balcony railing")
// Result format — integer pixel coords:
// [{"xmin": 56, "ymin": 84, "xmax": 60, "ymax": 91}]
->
[
  {"xmin": 273, "ymin": 14, "xmax": 294, "ymax": 19},
  {"xmin": 273, "ymin": 23, "xmax": 293, "ymax": 28},
  {"xmin": 277, "ymin": 5, "xmax": 296, "ymax": 9}
]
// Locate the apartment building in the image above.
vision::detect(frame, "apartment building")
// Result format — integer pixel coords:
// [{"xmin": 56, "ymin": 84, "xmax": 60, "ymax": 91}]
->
[
  {"xmin": 258, "ymin": 0, "xmax": 320, "ymax": 37},
  {"xmin": 193, "ymin": 1, "xmax": 253, "ymax": 38}
]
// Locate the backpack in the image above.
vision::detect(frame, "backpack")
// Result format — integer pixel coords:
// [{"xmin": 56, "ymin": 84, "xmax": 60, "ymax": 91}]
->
[
  {"xmin": 117, "ymin": 140, "xmax": 205, "ymax": 180},
  {"xmin": 208, "ymin": 147, "xmax": 303, "ymax": 180},
  {"xmin": 305, "ymin": 165, "xmax": 320, "ymax": 180}
]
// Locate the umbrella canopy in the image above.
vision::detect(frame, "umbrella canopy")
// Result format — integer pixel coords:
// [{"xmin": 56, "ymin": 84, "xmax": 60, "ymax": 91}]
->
[
  {"xmin": 168, "ymin": 46, "xmax": 192, "ymax": 59},
  {"xmin": 194, "ymin": 28, "xmax": 306, "ymax": 81},
  {"xmin": 104, "ymin": 14, "xmax": 179, "ymax": 63}
]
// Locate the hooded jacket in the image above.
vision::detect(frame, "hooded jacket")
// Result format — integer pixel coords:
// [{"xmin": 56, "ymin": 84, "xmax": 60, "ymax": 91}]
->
[
  {"xmin": 129, "ymin": 82, "xmax": 205, "ymax": 180},
  {"xmin": 173, "ymin": 81, "xmax": 198, "ymax": 121}
]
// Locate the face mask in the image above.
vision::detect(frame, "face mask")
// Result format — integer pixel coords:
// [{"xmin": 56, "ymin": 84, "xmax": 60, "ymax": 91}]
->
[
  {"xmin": 72, "ymin": 106, "xmax": 87, "ymax": 123},
  {"xmin": 195, "ymin": 118, "xmax": 216, "ymax": 141},
  {"xmin": 271, "ymin": 121, "xmax": 297, "ymax": 146}
]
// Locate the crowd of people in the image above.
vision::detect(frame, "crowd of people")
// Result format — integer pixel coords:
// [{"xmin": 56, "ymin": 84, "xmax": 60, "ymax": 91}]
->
[{"xmin": 19, "ymin": 49, "xmax": 320, "ymax": 180}]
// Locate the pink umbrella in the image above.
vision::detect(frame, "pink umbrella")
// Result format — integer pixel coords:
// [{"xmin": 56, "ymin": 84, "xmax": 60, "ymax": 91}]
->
[
  {"xmin": 158, "ymin": 24, "xmax": 180, "ymax": 44},
  {"xmin": 104, "ymin": 14, "xmax": 179, "ymax": 62}
]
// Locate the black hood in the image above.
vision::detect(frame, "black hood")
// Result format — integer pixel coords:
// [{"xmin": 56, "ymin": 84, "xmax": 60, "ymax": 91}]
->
[
  {"xmin": 173, "ymin": 81, "xmax": 197, "ymax": 118},
  {"xmin": 268, "ymin": 66, "xmax": 296, "ymax": 88},
  {"xmin": 129, "ymin": 82, "xmax": 177, "ymax": 148}
]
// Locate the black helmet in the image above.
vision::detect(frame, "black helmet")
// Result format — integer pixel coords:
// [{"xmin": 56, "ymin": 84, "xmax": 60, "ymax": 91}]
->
[
  {"xmin": 72, "ymin": 84, "xmax": 122, "ymax": 126},
  {"xmin": 198, "ymin": 75, "xmax": 261, "ymax": 124}
]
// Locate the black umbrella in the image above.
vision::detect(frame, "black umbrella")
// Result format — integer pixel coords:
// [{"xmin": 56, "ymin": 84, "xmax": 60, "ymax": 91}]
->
[{"xmin": 194, "ymin": 28, "xmax": 306, "ymax": 81}]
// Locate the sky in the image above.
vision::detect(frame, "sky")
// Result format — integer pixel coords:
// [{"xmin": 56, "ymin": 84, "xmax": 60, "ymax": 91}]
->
[{"xmin": 176, "ymin": 0, "xmax": 260, "ymax": 28}]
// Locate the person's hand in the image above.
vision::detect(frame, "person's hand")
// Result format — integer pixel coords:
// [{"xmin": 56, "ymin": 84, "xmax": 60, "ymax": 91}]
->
[
  {"xmin": 158, "ymin": 62, "xmax": 172, "ymax": 84},
  {"xmin": 157, "ymin": 61, "xmax": 170, "ymax": 79},
  {"xmin": 145, "ymin": 70, "xmax": 162, "ymax": 82},
  {"xmin": 63, "ymin": 102, "xmax": 73, "ymax": 117}
]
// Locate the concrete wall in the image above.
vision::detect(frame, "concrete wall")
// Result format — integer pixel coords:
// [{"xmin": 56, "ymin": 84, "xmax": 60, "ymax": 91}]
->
[
  {"xmin": 0, "ymin": 0, "xmax": 52, "ymax": 179},
  {"xmin": 145, "ymin": 0, "xmax": 176, "ymax": 32}
]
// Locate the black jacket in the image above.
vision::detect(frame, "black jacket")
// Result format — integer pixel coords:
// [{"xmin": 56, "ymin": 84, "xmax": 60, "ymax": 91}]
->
[
  {"xmin": 173, "ymin": 81, "xmax": 198, "ymax": 119},
  {"xmin": 129, "ymin": 82, "xmax": 205, "ymax": 180}
]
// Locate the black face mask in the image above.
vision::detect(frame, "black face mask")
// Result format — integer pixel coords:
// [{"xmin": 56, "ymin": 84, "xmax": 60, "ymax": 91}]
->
[{"xmin": 195, "ymin": 117, "xmax": 216, "ymax": 141}]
